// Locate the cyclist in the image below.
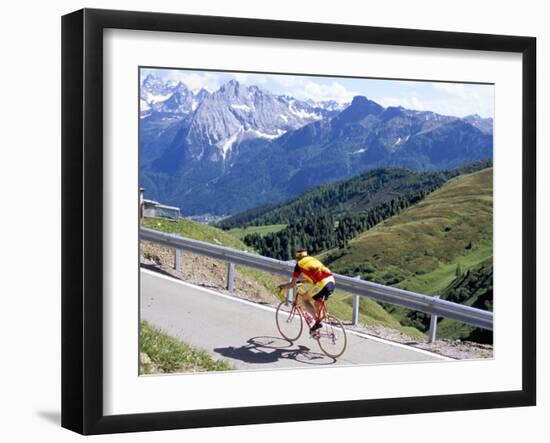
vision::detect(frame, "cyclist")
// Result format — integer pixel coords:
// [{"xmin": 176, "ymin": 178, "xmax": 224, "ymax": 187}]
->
[{"xmin": 279, "ymin": 249, "xmax": 335, "ymax": 335}]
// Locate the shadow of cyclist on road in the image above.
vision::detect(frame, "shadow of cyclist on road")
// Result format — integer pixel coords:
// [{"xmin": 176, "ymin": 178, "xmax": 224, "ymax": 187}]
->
[{"xmin": 213, "ymin": 336, "xmax": 336, "ymax": 366}]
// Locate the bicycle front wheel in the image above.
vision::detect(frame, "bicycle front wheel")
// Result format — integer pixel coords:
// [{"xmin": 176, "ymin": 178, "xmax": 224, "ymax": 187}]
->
[
  {"xmin": 275, "ymin": 300, "xmax": 303, "ymax": 342},
  {"xmin": 316, "ymin": 314, "xmax": 347, "ymax": 358}
]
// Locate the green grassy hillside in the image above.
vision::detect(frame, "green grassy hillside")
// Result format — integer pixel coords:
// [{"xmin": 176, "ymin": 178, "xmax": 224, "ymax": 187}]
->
[
  {"xmin": 437, "ymin": 260, "xmax": 493, "ymax": 343},
  {"xmin": 143, "ymin": 217, "xmax": 249, "ymax": 250},
  {"xmin": 324, "ymin": 168, "xmax": 493, "ymax": 338},
  {"xmin": 229, "ymin": 224, "xmax": 287, "ymax": 240},
  {"xmin": 326, "ymin": 168, "xmax": 492, "ymax": 286}
]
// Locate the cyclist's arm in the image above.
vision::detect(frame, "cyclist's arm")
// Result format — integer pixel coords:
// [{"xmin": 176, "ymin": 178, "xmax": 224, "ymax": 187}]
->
[{"xmin": 278, "ymin": 264, "xmax": 301, "ymax": 289}]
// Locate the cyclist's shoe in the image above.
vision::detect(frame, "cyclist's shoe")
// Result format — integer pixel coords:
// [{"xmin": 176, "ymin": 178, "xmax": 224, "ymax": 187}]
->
[{"xmin": 309, "ymin": 322, "xmax": 323, "ymax": 335}]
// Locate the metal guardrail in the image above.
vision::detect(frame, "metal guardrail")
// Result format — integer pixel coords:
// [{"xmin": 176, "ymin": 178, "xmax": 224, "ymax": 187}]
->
[{"xmin": 140, "ymin": 227, "xmax": 494, "ymax": 337}]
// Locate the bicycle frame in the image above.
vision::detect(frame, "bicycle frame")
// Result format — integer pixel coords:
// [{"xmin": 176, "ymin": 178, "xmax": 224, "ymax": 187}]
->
[{"xmin": 283, "ymin": 285, "xmax": 327, "ymax": 330}]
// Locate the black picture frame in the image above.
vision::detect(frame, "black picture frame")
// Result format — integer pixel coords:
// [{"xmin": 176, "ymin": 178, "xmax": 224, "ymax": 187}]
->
[{"xmin": 61, "ymin": 8, "xmax": 536, "ymax": 435}]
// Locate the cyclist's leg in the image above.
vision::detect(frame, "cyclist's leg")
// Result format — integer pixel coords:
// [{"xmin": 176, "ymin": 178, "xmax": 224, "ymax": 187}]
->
[
  {"xmin": 313, "ymin": 299, "xmax": 326, "ymax": 323},
  {"xmin": 304, "ymin": 281, "xmax": 326, "ymax": 319},
  {"xmin": 306, "ymin": 282, "xmax": 329, "ymax": 333},
  {"xmin": 312, "ymin": 281, "xmax": 335, "ymax": 324},
  {"xmin": 299, "ymin": 290, "xmax": 317, "ymax": 319}
]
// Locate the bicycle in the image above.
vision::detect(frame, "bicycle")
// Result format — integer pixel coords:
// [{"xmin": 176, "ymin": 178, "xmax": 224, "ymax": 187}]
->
[{"xmin": 275, "ymin": 283, "xmax": 347, "ymax": 358}]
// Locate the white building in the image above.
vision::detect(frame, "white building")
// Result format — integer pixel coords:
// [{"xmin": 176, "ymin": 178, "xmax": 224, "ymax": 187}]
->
[{"xmin": 140, "ymin": 188, "xmax": 180, "ymax": 220}]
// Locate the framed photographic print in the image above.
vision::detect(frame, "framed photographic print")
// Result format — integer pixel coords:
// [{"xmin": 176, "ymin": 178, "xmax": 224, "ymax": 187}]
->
[{"xmin": 61, "ymin": 8, "xmax": 536, "ymax": 435}]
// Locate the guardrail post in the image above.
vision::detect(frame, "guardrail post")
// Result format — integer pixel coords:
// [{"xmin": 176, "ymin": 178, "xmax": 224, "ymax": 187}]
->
[
  {"xmin": 351, "ymin": 275, "xmax": 361, "ymax": 325},
  {"xmin": 227, "ymin": 262, "xmax": 235, "ymax": 293},
  {"xmin": 428, "ymin": 295, "xmax": 440, "ymax": 343},
  {"xmin": 288, "ymin": 280, "xmax": 295, "ymax": 303},
  {"xmin": 352, "ymin": 295, "xmax": 360, "ymax": 325},
  {"xmin": 174, "ymin": 248, "xmax": 182, "ymax": 271}
]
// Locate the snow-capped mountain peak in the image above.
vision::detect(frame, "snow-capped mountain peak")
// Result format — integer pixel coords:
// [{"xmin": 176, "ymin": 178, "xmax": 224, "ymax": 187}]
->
[
  {"xmin": 176, "ymin": 80, "xmax": 340, "ymax": 161},
  {"xmin": 141, "ymin": 77, "xmax": 342, "ymax": 159}
]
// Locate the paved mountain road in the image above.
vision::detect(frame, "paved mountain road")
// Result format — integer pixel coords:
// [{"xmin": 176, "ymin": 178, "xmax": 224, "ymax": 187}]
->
[{"xmin": 140, "ymin": 269, "xmax": 448, "ymax": 370}]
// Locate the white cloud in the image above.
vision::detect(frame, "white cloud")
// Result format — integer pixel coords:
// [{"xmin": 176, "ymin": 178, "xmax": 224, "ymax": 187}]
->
[
  {"xmin": 305, "ymin": 81, "xmax": 357, "ymax": 103},
  {"xmin": 379, "ymin": 83, "xmax": 494, "ymax": 118},
  {"xmin": 270, "ymin": 75, "xmax": 304, "ymax": 88},
  {"xmin": 172, "ymin": 72, "xmax": 222, "ymax": 92},
  {"xmin": 379, "ymin": 94, "xmax": 430, "ymax": 112},
  {"xmin": 431, "ymin": 82, "xmax": 468, "ymax": 98},
  {"xmin": 429, "ymin": 83, "xmax": 494, "ymax": 117},
  {"xmin": 270, "ymin": 76, "xmax": 360, "ymax": 103}
]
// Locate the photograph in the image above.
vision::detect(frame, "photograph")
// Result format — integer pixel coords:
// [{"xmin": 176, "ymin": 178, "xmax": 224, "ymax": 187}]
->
[{"xmin": 138, "ymin": 67, "xmax": 495, "ymax": 374}]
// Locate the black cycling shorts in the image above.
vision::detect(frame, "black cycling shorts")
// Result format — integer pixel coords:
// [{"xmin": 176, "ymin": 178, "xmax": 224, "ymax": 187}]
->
[{"xmin": 312, "ymin": 281, "xmax": 335, "ymax": 301}]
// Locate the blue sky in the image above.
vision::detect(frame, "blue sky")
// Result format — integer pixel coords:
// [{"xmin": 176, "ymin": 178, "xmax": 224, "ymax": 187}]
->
[{"xmin": 141, "ymin": 67, "xmax": 494, "ymax": 118}]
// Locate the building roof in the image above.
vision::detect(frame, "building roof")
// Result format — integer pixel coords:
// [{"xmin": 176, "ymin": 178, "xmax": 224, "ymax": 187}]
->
[
  {"xmin": 157, "ymin": 204, "xmax": 180, "ymax": 211},
  {"xmin": 143, "ymin": 199, "xmax": 160, "ymax": 206}
]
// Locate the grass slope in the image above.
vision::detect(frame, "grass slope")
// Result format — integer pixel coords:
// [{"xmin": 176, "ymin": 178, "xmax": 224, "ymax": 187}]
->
[
  {"xmin": 143, "ymin": 217, "xmax": 248, "ymax": 249},
  {"xmin": 140, "ymin": 321, "xmax": 232, "ymax": 374},
  {"xmin": 327, "ymin": 168, "xmax": 492, "ymax": 287},
  {"xmin": 229, "ymin": 224, "xmax": 287, "ymax": 240},
  {"xmin": 325, "ymin": 168, "xmax": 493, "ymax": 337},
  {"xmin": 436, "ymin": 259, "xmax": 493, "ymax": 343}
]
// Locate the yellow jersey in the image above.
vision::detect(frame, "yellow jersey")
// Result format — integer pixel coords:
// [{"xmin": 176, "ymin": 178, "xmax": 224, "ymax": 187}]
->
[{"xmin": 293, "ymin": 256, "xmax": 333, "ymax": 284}]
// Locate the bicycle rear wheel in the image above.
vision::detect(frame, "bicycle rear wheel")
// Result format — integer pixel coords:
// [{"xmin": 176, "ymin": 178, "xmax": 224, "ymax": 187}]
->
[
  {"xmin": 316, "ymin": 314, "xmax": 347, "ymax": 358},
  {"xmin": 275, "ymin": 300, "xmax": 303, "ymax": 342}
]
